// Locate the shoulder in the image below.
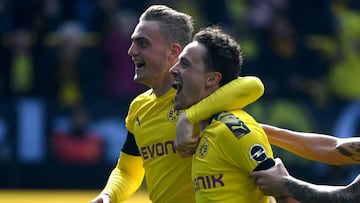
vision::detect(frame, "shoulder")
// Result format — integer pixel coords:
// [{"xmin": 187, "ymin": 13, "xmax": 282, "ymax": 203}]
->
[
  {"xmin": 209, "ymin": 110, "xmax": 253, "ymax": 139},
  {"xmin": 128, "ymin": 89, "xmax": 154, "ymax": 109},
  {"xmin": 131, "ymin": 89, "xmax": 154, "ymax": 102}
]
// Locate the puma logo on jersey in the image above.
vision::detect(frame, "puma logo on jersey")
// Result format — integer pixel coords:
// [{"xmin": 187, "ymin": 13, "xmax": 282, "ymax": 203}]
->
[
  {"xmin": 214, "ymin": 112, "xmax": 250, "ymax": 139},
  {"xmin": 136, "ymin": 117, "xmax": 141, "ymax": 126}
]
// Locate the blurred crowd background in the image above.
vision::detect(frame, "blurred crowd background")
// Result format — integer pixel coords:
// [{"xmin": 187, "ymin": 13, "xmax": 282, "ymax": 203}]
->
[{"xmin": 1, "ymin": 0, "xmax": 360, "ymax": 192}]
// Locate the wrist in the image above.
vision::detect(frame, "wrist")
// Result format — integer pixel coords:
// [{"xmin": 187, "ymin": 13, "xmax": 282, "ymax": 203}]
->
[
  {"xmin": 283, "ymin": 176, "xmax": 300, "ymax": 197},
  {"xmin": 179, "ymin": 112, "xmax": 190, "ymax": 124},
  {"xmin": 101, "ymin": 192, "xmax": 111, "ymax": 199}
]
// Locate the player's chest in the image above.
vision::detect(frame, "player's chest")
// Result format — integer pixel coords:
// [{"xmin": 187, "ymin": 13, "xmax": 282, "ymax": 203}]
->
[
  {"xmin": 132, "ymin": 104, "xmax": 182, "ymax": 143},
  {"xmin": 193, "ymin": 135, "xmax": 222, "ymax": 168}
]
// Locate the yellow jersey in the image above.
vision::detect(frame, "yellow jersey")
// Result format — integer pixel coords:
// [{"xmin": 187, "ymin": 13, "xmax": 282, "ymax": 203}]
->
[
  {"xmin": 126, "ymin": 88, "xmax": 195, "ymax": 203},
  {"xmin": 102, "ymin": 77, "xmax": 265, "ymax": 203},
  {"xmin": 192, "ymin": 110, "xmax": 274, "ymax": 203}
]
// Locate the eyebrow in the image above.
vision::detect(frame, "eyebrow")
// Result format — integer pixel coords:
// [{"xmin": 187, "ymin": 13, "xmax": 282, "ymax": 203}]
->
[{"xmin": 131, "ymin": 35, "xmax": 148, "ymax": 42}]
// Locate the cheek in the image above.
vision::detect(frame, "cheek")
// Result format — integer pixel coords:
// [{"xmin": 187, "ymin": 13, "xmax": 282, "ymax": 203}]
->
[
  {"xmin": 184, "ymin": 77, "xmax": 204, "ymax": 98},
  {"xmin": 147, "ymin": 53, "xmax": 169, "ymax": 70}
]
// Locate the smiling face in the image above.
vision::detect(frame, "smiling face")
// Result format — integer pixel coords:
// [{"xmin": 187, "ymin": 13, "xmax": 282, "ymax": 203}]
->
[
  {"xmin": 170, "ymin": 41, "xmax": 221, "ymax": 110},
  {"xmin": 128, "ymin": 20, "xmax": 179, "ymax": 90}
]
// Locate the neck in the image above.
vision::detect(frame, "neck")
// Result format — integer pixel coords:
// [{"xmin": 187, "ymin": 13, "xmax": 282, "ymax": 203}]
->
[{"xmin": 151, "ymin": 75, "xmax": 174, "ymax": 97}]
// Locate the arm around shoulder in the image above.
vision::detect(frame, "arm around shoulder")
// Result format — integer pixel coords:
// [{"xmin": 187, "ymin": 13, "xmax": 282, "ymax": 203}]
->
[{"xmin": 186, "ymin": 76, "xmax": 264, "ymax": 124}]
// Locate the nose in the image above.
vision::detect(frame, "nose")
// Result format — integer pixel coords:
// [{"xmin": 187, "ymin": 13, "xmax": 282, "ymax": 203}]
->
[
  {"xmin": 128, "ymin": 42, "xmax": 137, "ymax": 56},
  {"xmin": 169, "ymin": 61, "xmax": 179, "ymax": 74}
]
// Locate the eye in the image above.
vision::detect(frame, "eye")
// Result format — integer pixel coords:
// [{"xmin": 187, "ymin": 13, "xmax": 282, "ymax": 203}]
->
[
  {"xmin": 179, "ymin": 58, "xmax": 190, "ymax": 69},
  {"xmin": 139, "ymin": 41, "xmax": 149, "ymax": 48},
  {"xmin": 136, "ymin": 39, "xmax": 149, "ymax": 48}
]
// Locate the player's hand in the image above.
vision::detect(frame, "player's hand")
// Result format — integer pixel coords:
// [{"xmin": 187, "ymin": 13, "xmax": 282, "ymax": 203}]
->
[
  {"xmin": 90, "ymin": 193, "xmax": 111, "ymax": 203},
  {"xmin": 174, "ymin": 112, "xmax": 200, "ymax": 157},
  {"xmin": 249, "ymin": 158, "xmax": 291, "ymax": 197}
]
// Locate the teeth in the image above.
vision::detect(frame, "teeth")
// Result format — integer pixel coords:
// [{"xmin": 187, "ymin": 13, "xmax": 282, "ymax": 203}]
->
[
  {"xmin": 132, "ymin": 59, "xmax": 145, "ymax": 67},
  {"xmin": 135, "ymin": 62, "xmax": 144, "ymax": 66}
]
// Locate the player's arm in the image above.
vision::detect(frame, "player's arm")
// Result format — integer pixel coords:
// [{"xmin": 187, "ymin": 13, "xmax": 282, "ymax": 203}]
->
[
  {"xmin": 90, "ymin": 132, "xmax": 144, "ymax": 203},
  {"xmin": 186, "ymin": 76, "xmax": 264, "ymax": 124},
  {"xmin": 262, "ymin": 124, "xmax": 360, "ymax": 165},
  {"xmin": 175, "ymin": 76, "xmax": 264, "ymax": 156},
  {"xmin": 249, "ymin": 158, "xmax": 360, "ymax": 203},
  {"xmin": 283, "ymin": 173, "xmax": 360, "ymax": 203}
]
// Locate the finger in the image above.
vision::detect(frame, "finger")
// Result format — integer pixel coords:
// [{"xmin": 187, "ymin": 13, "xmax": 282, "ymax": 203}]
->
[
  {"xmin": 248, "ymin": 171, "xmax": 259, "ymax": 179},
  {"xmin": 178, "ymin": 150, "xmax": 195, "ymax": 157},
  {"xmin": 89, "ymin": 198, "xmax": 98, "ymax": 203},
  {"xmin": 177, "ymin": 144, "xmax": 198, "ymax": 151},
  {"xmin": 259, "ymin": 186, "xmax": 272, "ymax": 196},
  {"xmin": 176, "ymin": 141, "xmax": 199, "ymax": 149},
  {"xmin": 274, "ymin": 157, "xmax": 282, "ymax": 164},
  {"xmin": 192, "ymin": 133, "xmax": 200, "ymax": 138},
  {"xmin": 274, "ymin": 157, "xmax": 289, "ymax": 175}
]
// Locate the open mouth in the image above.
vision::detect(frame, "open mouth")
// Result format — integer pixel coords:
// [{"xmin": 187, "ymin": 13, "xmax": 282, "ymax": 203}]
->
[
  {"xmin": 133, "ymin": 59, "xmax": 145, "ymax": 68},
  {"xmin": 135, "ymin": 62, "xmax": 145, "ymax": 68},
  {"xmin": 172, "ymin": 81, "xmax": 183, "ymax": 95}
]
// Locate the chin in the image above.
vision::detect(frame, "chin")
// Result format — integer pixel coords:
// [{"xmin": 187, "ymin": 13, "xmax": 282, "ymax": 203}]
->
[
  {"xmin": 173, "ymin": 103, "xmax": 181, "ymax": 110},
  {"xmin": 134, "ymin": 74, "xmax": 141, "ymax": 81},
  {"xmin": 174, "ymin": 102, "xmax": 185, "ymax": 110},
  {"xmin": 134, "ymin": 76, "xmax": 146, "ymax": 85}
]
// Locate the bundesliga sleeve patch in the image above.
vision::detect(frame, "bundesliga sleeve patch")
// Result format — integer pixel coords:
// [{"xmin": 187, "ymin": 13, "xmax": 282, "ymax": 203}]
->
[
  {"xmin": 215, "ymin": 112, "xmax": 250, "ymax": 139},
  {"xmin": 249, "ymin": 144, "xmax": 268, "ymax": 163}
]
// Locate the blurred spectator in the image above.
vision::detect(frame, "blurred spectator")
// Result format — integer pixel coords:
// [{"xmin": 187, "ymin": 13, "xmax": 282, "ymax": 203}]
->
[
  {"xmin": 92, "ymin": 0, "xmax": 121, "ymax": 37},
  {"xmin": 197, "ymin": 0, "xmax": 231, "ymax": 27},
  {"xmin": 0, "ymin": 119, "xmax": 10, "ymax": 162},
  {"xmin": 0, "ymin": 0, "xmax": 11, "ymax": 33},
  {"xmin": 0, "ymin": 0, "xmax": 12, "ymax": 77},
  {"xmin": 328, "ymin": 4, "xmax": 360, "ymax": 100},
  {"xmin": 247, "ymin": 0, "xmax": 335, "ymax": 106},
  {"xmin": 101, "ymin": 10, "xmax": 146, "ymax": 99},
  {"xmin": 287, "ymin": 0, "xmax": 335, "ymax": 106},
  {"xmin": 38, "ymin": 20, "xmax": 105, "ymax": 106},
  {"xmin": 73, "ymin": 0, "xmax": 97, "ymax": 31},
  {"xmin": 55, "ymin": 22, "xmax": 85, "ymax": 105},
  {"xmin": 1, "ymin": 27, "xmax": 36, "ymax": 97},
  {"xmin": 32, "ymin": 0, "xmax": 63, "ymax": 41},
  {"xmin": 246, "ymin": 0, "xmax": 293, "ymax": 98},
  {"xmin": 51, "ymin": 104, "xmax": 103, "ymax": 164},
  {"xmin": 307, "ymin": 1, "xmax": 360, "ymax": 132}
]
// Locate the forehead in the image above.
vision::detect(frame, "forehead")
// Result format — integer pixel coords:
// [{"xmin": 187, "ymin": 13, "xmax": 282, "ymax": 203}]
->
[
  {"xmin": 131, "ymin": 20, "xmax": 166, "ymax": 42},
  {"xmin": 180, "ymin": 41, "xmax": 206, "ymax": 63}
]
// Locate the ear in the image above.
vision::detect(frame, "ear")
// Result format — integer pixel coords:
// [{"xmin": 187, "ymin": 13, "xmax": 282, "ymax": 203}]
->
[
  {"xmin": 169, "ymin": 43, "xmax": 182, "ymax": 59},
  {"xmin": 205, "ymin": 72, "xmax": 222, "ymax": 86}
]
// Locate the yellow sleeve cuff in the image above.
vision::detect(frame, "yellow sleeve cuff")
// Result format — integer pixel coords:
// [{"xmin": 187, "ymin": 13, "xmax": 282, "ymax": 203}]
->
[{"xmin": 102, "ymin": 153, "xmax": 145, "ymax": 203}]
